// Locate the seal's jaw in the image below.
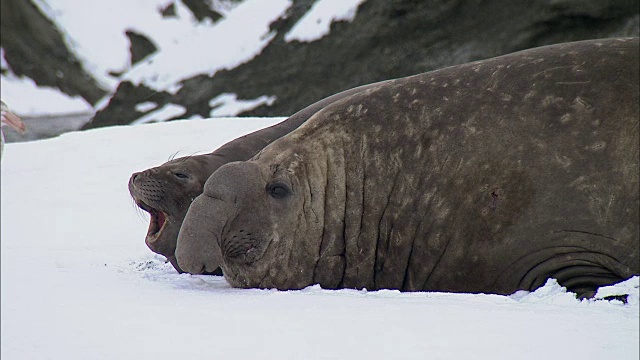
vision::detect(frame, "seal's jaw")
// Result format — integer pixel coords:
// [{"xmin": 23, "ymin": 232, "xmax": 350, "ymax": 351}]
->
[
  {"xmin": 136, "ymin": 201, "xmax": 168, "ymax": 241},
  {"xmin": 147, "ymin": 207, "xmax": 167, "ymax": 239}
]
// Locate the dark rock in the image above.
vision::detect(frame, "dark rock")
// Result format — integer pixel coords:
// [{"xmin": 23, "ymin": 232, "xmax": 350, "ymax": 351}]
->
[
  {"xmin": 160, "ymin": 2, "xmax": 177, "ymax": 18},
  {"xmin": 96, "ymin": 81, "xmax": 172, "ymax": 125},
  {"xmin": 125, "ymin": 30, "xmax": 158, "ymax": 66},
  {"xmin": 181, "ymin": 0, "xmax": 223, "ymax": 23},
  {"xmin": 0, "ymin": 0, "xmax": 107, "ymax": 105}
]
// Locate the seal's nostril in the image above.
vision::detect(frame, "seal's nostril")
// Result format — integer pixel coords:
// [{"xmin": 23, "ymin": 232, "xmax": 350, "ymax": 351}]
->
[{"xmin": 132, "ymin": 173, "xmax": 139, "ymax": 182}]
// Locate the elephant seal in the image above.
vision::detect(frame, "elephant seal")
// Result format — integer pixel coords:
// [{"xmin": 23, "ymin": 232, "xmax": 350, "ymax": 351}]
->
[
  {"xmin": 175, "ymin": 38, "xmax": 639, "ymax": 297},
  {"xmin": 129, "ymin": 81, "xmax": 387, "ymax": 273}
]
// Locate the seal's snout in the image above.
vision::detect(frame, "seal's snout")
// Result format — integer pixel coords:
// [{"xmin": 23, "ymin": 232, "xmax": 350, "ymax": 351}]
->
[
  {"xmin": 178, "ymin": 161, "xmax": 272, "ymax": 274},
  {"xmin": 175, "ymin": 227, "xmax": 222, "ymax": 275},
  {"xmin": 176, "ymin": 193, "xmax": 224, "ymax": 274},
  {"xmin": 128, "ymin": 172, "xmax": 142, "ymax": 195}
]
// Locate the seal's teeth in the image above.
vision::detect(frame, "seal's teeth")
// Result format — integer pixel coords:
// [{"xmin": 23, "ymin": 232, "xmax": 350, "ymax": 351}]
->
[
  {"xmin": 147, "ymin": 214, "xmax": 157, "ymax": 237},
  {"xmin": 136, "ymin": 201, "xmax": 150, "ymax": 213},
  {"xmin": 156, "ymin": 211, "xmax": 166, "ymax": 232},
  {"xmin": 145, "ymin": 208, "xmax": 167, "ymax": 239}
]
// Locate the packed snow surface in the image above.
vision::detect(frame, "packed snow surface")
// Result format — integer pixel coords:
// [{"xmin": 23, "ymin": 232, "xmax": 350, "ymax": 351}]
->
[
  {"xmin": 33, "ymin": 0, "xmax": 252, "ymax": 90},
  {"xmin": 209, "ymin": 93, "xmax": 277, "ymax": 117},
  {"xmin": 285, "ymin": 0, "xmax": 367, "ymax": 42},
  {"xmin": 1, "ymin": 118, "xmax": 638, "ymax": 359},
  {"xmin": 122, "ymin": 0, "xmax": 292, "ymax": 91},
  {"xmin": 131, "ymin": 103, "xmax": 187, "ymax": 125}
]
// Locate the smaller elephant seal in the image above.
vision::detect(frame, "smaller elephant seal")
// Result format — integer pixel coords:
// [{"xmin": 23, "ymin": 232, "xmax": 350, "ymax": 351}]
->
[
  {"xmin": 130, "ymin": 155, "xmax": 225, "ymax": 274},
  {"xmin": 129, "ymin": 81, "xmax": 387, "ymax": 273},
  {"xmin": 176, "ymin": 38, "xmax": 639, "ymax": 298}
]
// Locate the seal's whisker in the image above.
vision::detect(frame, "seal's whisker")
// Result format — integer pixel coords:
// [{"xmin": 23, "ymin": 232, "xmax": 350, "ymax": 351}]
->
[
  {"xmin": 130, "ymin": 198, "xmax": 148, "ymax": 223},
  {"xmin": 168, "ymin": 150, "xmax": 180, "ymax": 161},
  {"xmin": 177, "ymin": 151, "xmax": 202, "ymax": 163}
]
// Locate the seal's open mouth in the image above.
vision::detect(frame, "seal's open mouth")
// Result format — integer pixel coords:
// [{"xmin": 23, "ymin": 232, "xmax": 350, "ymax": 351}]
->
[{"xmin": 136, "ymin": 201, "xmax": 167, "ymax": 239}]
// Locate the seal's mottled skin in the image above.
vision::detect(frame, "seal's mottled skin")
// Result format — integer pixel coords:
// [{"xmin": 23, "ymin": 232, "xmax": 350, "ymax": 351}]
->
[
  {"xmin": 176, "ymin": 38, "xmax": 639, "ymax": 297},
  {"xmin": 129, "ymin": 81, "xmax": 385, "ymax": 273}
]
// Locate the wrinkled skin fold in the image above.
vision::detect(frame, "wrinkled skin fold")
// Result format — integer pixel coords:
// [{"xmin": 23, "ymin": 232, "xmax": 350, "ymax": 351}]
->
[{"xmin": 176, "ymin": 38, "xmax": 639, "ymax": 297}]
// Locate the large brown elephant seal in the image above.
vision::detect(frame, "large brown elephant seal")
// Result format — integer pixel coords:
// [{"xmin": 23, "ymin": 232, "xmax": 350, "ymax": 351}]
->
[
  {"xmin": 129, "ymin": 81, "xmax": 386, "ymax": 273},
  {"xmin": 175, "ymin": 38, "xmax": 639, "ymax": 297}
]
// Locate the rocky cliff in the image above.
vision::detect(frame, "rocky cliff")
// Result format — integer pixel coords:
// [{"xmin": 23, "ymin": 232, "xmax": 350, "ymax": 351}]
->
[{"xmin": 1, "ymin": 0, "xmax": 638, "ymax": 130}]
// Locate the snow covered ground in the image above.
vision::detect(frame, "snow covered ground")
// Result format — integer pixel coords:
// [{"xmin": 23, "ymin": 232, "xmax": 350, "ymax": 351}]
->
[
  {"xmin": 1, "ymin": 2, "xmax": 638, "ymax": 358},
  {"xmin": 1, "ymin": 118, "xmax": 638, "ymax": 360}
]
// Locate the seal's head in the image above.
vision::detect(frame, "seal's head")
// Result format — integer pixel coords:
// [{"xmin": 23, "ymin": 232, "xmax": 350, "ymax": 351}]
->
[
  {"xmin": 175, "ymin": 163, "xmax": 279, "ymax": 283},
  {"xmin": 175, "ymin": 137, "xmax": 325, "ymax": 289},
  {"xmin": 129, "ymin": 155, "xmax": 218, "ymax": 273}
]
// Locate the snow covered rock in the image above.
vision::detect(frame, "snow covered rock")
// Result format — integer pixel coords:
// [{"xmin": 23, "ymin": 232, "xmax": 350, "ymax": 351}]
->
[{"xmin": 1, "ymin": 0, "xmax": 638, "ymax": 130}]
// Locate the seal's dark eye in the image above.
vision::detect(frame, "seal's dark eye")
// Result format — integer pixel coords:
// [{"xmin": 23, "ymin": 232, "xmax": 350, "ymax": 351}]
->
[
  {"xmin": 174, "ymin": 172, "xmax": 189, "ymax": 179},
  {"xmin": 267, "ymin": 182, "xmax": 291, "ymax": 199}
]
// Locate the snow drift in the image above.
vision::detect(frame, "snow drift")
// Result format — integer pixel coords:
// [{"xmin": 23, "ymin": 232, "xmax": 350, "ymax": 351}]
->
[{"xmin": 1, "ymin": 118, "xmax": 638, "ymax": 359}]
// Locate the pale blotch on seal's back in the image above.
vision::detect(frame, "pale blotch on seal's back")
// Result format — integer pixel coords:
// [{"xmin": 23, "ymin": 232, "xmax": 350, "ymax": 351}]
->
[{"xmin": 176, "ymin": 38, "xmax": 639, "ymax": 297}]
